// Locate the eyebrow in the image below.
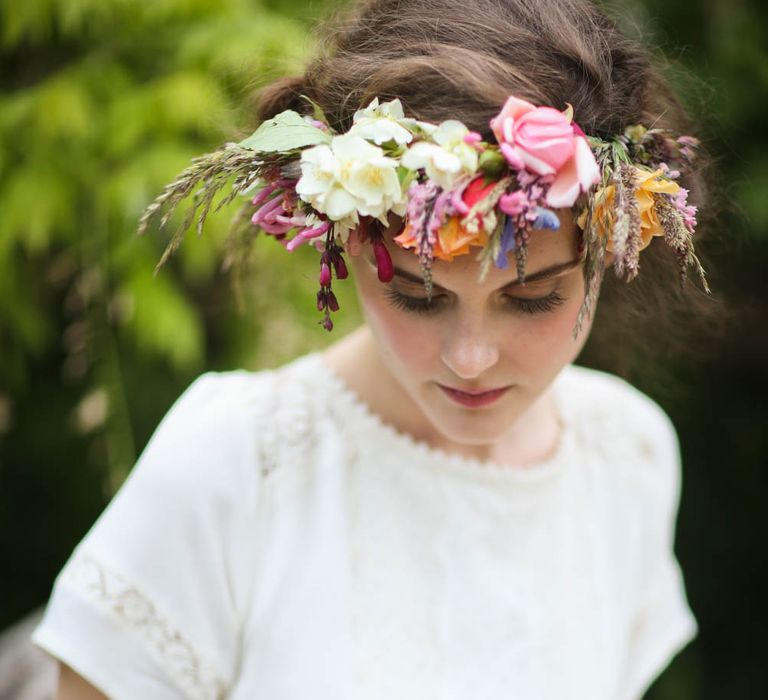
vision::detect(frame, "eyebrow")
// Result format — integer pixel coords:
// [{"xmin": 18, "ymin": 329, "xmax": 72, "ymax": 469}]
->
[{"xmin": 385, "ymin": 258, "xmax": 582, "ymax": 292}]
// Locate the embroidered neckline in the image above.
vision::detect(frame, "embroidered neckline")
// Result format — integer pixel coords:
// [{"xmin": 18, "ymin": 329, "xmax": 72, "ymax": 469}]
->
[{"xmin": 291, "ymin": 352, "xmax": 574, "ymax": 484}]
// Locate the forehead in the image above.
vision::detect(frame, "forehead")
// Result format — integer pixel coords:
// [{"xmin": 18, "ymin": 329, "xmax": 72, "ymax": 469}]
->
[{"xmin": 384, "ymin": 211, "xmax": 581, "ymax": 291}]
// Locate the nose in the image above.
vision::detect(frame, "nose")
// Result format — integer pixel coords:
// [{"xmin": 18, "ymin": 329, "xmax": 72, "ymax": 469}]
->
[{"xmin": 440, "ymin": 317, "xmax": 500, "ymax": 380}]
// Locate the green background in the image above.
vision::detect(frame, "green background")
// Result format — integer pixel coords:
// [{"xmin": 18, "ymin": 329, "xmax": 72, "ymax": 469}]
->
[{"xmin": 1, "ymin": 0, "xmax": 766, "ymax": 697}]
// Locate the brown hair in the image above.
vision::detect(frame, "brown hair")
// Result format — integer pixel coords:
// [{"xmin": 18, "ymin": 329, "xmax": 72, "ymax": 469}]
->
[{"xmin": 255, "ymin": 0, "xmax": 722, "ymax": 393}]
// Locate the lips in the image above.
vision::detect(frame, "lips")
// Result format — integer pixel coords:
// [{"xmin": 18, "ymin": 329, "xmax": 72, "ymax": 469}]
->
[{"xmin": 437, "ymin": 384, "xmax": 511, "ymax": 408}]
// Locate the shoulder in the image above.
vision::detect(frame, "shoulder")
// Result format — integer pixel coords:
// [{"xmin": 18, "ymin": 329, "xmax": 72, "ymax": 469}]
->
[
  {"xmin": 121, "ymin": 354, "xmax": 326, "ymax": 504},
  {"xmin": 559, "ymin": 364, "xmax": 676, "ymax": 433},
  {"xmin": 161, "ymin": 353, "xmax": 318, "ymax": 448},
  {"xmin": 557, "ymin": 364, "xmax": 681, "ymax": 494},
  {"xmin": 140, "ymin": 367, "xmax": 277, "ymax": 485},
  {"xmin": 169, "ymin": 366, "xmax": 276, "ymax": 426},
  {"xmin": 169, "ymin": 353, "xmax": 329, "ymax": 479}
]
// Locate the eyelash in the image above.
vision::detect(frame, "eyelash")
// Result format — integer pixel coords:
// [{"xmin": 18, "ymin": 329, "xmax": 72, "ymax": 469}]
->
[{"xmin": 384, "ymin": 288, "xmax": 566, "ymax": 316}]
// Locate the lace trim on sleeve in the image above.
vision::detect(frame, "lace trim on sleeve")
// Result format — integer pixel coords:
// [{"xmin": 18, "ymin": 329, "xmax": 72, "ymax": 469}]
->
[{"xmin": 60, "ymin": 552, "xmax": 229, "ymax": 700}]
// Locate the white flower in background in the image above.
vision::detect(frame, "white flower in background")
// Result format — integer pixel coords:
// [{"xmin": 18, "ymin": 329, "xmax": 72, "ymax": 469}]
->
[
  {"xmin": 348, "ymin": 97, "xmax": 436, "ymax": 146},
  {"xmin": 297, "ymin": 134, "xmax": 405, "ymax": 226},
  {"xmin": 401, "ymin": 119, "xmax": 479, "ymax": 189}
]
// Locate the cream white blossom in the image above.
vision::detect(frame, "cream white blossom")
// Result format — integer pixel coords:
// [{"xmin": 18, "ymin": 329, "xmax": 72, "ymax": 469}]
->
[
  {"xmin": 296, "ymin": 134, "xmax": 405, "ymax": 227},
  {"xmin": 400, "ymin": 119, "xmax": 479, "ymax": 189},
  {"xmin": 348, "ymin": 97, "xmax": 436, "ymax": 146}
]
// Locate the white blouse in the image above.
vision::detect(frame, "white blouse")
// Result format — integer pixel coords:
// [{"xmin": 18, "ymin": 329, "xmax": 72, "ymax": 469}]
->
[{"xmin": 32, "ymin": 353, "xmax": 697, "ymax": 700}]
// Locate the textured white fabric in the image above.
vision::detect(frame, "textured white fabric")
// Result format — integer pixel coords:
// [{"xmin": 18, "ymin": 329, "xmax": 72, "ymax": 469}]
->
[{"xmin": 31, "ymin": 353, "xmax": 697, "ymax": 700}]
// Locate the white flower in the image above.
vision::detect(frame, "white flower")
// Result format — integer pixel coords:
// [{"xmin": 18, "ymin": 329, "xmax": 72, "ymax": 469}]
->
[
  {"xmin": 296, "ymin": 134, "xmax": 405, "ymax": 226},
  {"xmin": 433, "ymin": 120, "xmax": 479, "ymax": 169},
  {"xmin": 348, "ymin": 97, "xmax": 437, "ymax": 146},
  {"xmin": 401, "ymin": 119, "xmax": 478, "ymax": 189}
]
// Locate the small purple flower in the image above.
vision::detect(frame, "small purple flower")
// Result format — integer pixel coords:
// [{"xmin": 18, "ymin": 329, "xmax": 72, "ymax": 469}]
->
[
  {"xmin": 659, "ymin": 162, "xmax": 681, "ymax": 180},
  {"xmin": 495, "ymin": 216, "xmax": 517, "ymax": 270},
  {"xmin": 428, "ymin": 188, "xmax": 457, "ymax": 240},
  {"xmin": 532, "ymin": 207, "xmax": 560, "ymax": 231},
  {"xmin": 306, "ymin": 118, "xmax": 329, "ymax": 132},
  {"xmin": 670, "ymin": 188, "xmax": 698, "ymax": 233},
  {"xmin": 493, "ymin": 172, "xmax": 557, "ymax": 271},
  {"xmin": 406, "ymin": 180, "xmax": 439, "ymax": 243}
]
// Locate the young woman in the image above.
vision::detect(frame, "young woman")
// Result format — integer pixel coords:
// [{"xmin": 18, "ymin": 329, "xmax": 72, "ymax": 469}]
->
[{"xmin": 33, "ymin": 0, "xmax": 710, "ymax": 698}]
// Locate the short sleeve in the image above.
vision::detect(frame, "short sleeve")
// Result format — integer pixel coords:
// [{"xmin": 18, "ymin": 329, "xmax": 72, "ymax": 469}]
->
[
  {"xmin": 31, "ymin": 370, "xmax": 271, "ymax": 700},
  {"xmin": 620, "ymin": 402, "xmax": 698, "ymax": 700}
]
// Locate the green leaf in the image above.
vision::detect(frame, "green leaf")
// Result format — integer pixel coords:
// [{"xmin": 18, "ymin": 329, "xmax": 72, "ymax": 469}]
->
[
  {"xmin": 300, "ymin": 94, "xmax": 329, "ymax": 124},
  {"xmin": 238, "ymin": 109, "xmax": 330, "ymax": 152}
]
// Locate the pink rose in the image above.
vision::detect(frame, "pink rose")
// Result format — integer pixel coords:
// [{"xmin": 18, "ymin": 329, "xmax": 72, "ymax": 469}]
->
[
  {"xmin": 546, "ymin": 135, "xmax": 600, "ymax": 208},
  {"xmin": 490, "ymin": 96, "xmax": 600, "ymax": 208}
]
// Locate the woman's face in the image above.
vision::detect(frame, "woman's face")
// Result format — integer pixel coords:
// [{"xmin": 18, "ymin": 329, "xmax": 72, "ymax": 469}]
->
[{"xmin": 347, "ymin": 212, "xmax": 595, "ymax": 448}]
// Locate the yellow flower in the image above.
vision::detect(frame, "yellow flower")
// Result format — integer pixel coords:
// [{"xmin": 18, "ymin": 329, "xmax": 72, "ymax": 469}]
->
[
  {"xmin": 578, "ymin": 184, "xmax": 615, "ymax": 248},
  {"xmin": 634, "ymin": 168, "xmax": 680, "ymax": 249},
  {"xmin": 578, "ymin": 168, "xmax": 680, "ymax": 252}
]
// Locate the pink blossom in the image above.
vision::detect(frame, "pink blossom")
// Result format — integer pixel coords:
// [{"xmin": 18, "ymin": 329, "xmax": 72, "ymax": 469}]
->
[
  {"xmin": 546, "ymin": 136, "xmax": 600, "ymax": 208},
  {"xmin": 499, "ymin": 191, "xmax": 527, "ymax": 216},
  {"xmin": 490, "ymin": 96, "xmax": 600, "ymax": 208},
  {"xmin": 490, "ymin": 96, "xmax": 575, "ymax": 175},
  {"xmin": 285, "ymin": 220, "xmax": 331, "ymax": 251}
]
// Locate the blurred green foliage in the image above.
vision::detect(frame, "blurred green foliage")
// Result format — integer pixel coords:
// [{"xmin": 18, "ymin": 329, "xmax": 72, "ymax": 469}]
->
[
  {"xmin": 0, "ymin": 1, "xmax": 766, "ymax": 698},
  {"xmin": 0, "ymin": 0, "xmax": 357, "ymax": 476}
]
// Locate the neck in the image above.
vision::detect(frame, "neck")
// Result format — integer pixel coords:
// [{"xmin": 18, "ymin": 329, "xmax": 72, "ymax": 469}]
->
[{"xmin": 322, "ymin": 325, "xmax": 562, "ymax": 467}]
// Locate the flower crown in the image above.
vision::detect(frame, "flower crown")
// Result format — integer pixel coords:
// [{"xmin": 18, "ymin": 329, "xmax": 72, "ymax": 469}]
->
[{"xmin": 138, "ymin": 95, "xmax": 709, "ymax": 333}]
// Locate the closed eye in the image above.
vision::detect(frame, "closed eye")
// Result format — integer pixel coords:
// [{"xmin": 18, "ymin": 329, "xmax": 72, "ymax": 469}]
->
[{"xmin": 384, "ymin": 288, "xmax": 566, "ymax": 315}]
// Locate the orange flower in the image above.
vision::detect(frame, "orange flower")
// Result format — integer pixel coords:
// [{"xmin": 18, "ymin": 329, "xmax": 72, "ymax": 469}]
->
[
  {"xmin": 394, "ymin": 176, "xmax": 492, "ymax": 261},
  {"xmin": 434, "ymin": 217, "xmax": 487, "ymax": 260},
  {"xmin": 394, "ymin": 217, "xmax": 487, "ymax": 261}
]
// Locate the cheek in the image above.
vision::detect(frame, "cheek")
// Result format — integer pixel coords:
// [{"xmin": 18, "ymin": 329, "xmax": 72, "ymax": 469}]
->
[
  {"xmin": 505, "ymin": 283, "xmax": 590, "ymax": 371},
  {"xmin": 359, "ymin": 286, "xmax": 437, "ymax": 374}
]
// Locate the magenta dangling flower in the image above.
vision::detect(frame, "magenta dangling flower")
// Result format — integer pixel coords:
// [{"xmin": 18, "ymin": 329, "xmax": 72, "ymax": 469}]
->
[
  {"xmin": 250, "ymin": 179, "xmax": 307, "ymax": 236},
  {"xmin": 372, "ymin": 239, "xmax": 394, "ymax": 282},
  {"xmin": 315, "ymin": 236, "xmax": 349, "ymax": 331},
  {"xmin": 327, "ymin": 245, "xmax": 349, "ymax": 279},
  {"xmin": 319, "ymin": 261, "xmax": 332, "ymax": 286}
]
